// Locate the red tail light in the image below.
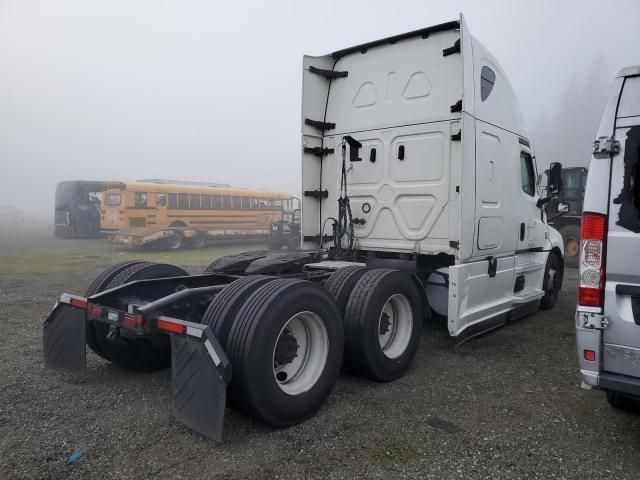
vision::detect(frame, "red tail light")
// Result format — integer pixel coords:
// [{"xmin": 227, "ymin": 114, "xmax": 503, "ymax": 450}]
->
[
  {"xmin": 70, "ymin": 297, "xmax": 88, "ymax": 309},
  {"xmin": 122, "ymin": 313, "xmax": 143, "ymax": 329},
  {"xmin": 157, "ymin": 318, "xmax": 186, "ymax": 334},
  {"xmin": 578, "ymin": 212, "xmax": 607, "ymax": 308}
]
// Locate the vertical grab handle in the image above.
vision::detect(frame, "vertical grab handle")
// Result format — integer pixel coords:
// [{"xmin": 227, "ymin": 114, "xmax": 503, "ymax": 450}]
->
[{"xmin": 398, "ymin": 145, "xmax": 405, "ymax": 160}]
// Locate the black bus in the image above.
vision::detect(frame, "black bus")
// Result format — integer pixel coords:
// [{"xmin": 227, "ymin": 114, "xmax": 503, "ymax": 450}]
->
[{"xmin": 54, "ymin": 181, "xmax": 105, "ymax": 238}]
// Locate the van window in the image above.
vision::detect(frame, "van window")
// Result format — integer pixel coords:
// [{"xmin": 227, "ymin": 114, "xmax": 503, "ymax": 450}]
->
[
  {"xmin": 618, "ymin": 76, "xmax": 640, "ymax": 118},
  {"xmin": 520, "ymin": 152, "xmax": 535, "ymax": 196},
  {"xmin": 168, "ymin": 193, "xmax": 177, "ymax": 209},
  {"xmin": 481, "ymin": 66, "xmax": 496, "ymax": 101},
  {"xmin": 134, "ymin": 192, "xmax": 147, "ymax": 208},
  {"xmin": 105, "ymin": 193, "xmax": 121, "ymax": 206}
]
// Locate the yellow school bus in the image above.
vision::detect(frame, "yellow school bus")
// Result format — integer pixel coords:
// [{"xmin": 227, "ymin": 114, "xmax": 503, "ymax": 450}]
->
[{"xmin": 100, "ymin": 180, "xmax": 295, "ymax": 248}]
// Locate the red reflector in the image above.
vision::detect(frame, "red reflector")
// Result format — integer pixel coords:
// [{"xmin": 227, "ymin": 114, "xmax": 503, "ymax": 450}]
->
[
  {"xmin": 157, "ymin": 319, "xmax": 185, "ymax": 334},
  {"xmin": 579, "ymin": 287, "xmax": 602, "ymax": 307},
  {"xmin": 581, "ymin": 213, "xmax": 606, "ymax": 241},
  {"xmin": 70, "ymin": 297, "xmax": 88, "ymax": 309},
  {"xmin": 89, "ymin": 305, "xmax": 103, "ymax": 318},
  {"xmin": 584, "ymin": 349, "xmax": 596, "ymax": 362},
  {"xmin": 122, "ymin": 313, "xmax": 143, "ymax": 329}
]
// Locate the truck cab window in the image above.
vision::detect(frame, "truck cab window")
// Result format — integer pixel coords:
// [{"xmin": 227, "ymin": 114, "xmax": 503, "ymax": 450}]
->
[
  {"xmin": 135, "ymin": 192, "xmax": 147, "ymax": 208},
  {"xmin": 520, "ymin": 152, "xmax": 535, "ymax": 196}
]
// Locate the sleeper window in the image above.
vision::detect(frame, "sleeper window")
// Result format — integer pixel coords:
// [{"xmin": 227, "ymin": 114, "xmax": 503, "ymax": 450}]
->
[{"xmin": 480, "ymin": 66, "xmax": 496, "ymax": 101}]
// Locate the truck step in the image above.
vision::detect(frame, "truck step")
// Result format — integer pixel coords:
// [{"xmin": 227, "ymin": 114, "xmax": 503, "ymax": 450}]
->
[{"xmin": 511, "ymin": 287, "xmax": 544, "ymax": 304}]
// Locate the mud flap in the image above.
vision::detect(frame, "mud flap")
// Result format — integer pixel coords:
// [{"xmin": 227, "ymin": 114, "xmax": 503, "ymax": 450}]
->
[
  {"xmin": 43, "ymin": 302, "xmax": 87, "ymax": 377},
  {"xmin": 167, "ymin": 320, "xmax": 231, "ymax": 442}
]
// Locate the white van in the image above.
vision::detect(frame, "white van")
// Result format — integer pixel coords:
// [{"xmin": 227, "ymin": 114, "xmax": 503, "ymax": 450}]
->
[{"xmin": 577, "ymin": 66, "xmax": 640, "ymax": 409}]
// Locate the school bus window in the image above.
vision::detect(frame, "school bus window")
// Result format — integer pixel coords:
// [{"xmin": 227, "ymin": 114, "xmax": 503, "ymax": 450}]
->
[
  {"xmin": 168, "ymin": 193, "xmax": 178, "ymax": 209},
  {"xmin": 242, "ymin": 196, "xmax": 250, "ymax": 209},
  {"xmin": 231, "ymin": 196, "xmax": 241, "ymax": 209},
  {"xmin": 273, "ymin": 199, "xmax": 283, "ymax": 210},
  {"xmin": 190, "ymin": 194, "xmax": 201, "ymax": 209},
  {"xmin": 251, "ymin": 198, "xmax": 260, "ymax": 210},
  {"xmin": 135, "ymin": 192, "xmax": 147, "ymax": 208},
  {"xmin": 222, "ymin": 195, "xmax": 231, "ymax": 209},
  {"xmin": 156, "ymin": 193, "xmax": 166, "ymax": 207},
  {"xmin": 178, "ymin": 193, "xmax": 189, "ymax": 209},
  {"xmin": 105, "ymin": 193, "xmax": 121, "ymax": 206},
  {"xmin": 201, "ymin": 194, "xmax": 211, "ymax": 209},
  {"xmin": 213, "ymin": 195, "xmax": 222, "ymax": 209}
]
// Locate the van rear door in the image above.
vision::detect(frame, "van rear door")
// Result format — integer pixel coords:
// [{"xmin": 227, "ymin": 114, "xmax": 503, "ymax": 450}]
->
[{"xmin": 602, "ymin": 75, "xmax": 640, "ymax": 378}]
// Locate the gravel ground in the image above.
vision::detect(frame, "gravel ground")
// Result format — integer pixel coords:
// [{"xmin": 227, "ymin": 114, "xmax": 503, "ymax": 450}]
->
[{"xmin": 1, "ymin": 229, "xmax": 639, "ymax": 479}]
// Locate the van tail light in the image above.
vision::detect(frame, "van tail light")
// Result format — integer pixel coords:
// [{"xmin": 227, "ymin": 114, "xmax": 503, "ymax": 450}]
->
[{"xmin": 578, "ymin": 212, "xmax": 607, "ymax": 308}]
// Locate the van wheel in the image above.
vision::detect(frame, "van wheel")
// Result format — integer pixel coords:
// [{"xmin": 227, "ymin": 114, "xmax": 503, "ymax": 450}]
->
[
  {"xmin": 344, "ymin": 269, "xmax": 422, "ymax": 382},
  {"xmin": 540, "ymin": 253, "xmax": 563, "ymax": 310},
  {"xmin": 202, "ymin": 275, "xmax": 276, "ymax": 346},
  {"xmin": 606, "ymin": 392, "xmax": 638, "ymax": 411},
  {"xmin": 226, "ymin": 278, "xmax": 343, "ymax": 427},
  {"xmin": 84, "ymin": 261, "xmax": 148, "ymax": 360},
  {"xmin": 324, "ymin": 266, "xmax": 367, "ymax": 315},
  {"xmin": 91, "ymin": 262, "xmax": 188, "ymax": 371}
]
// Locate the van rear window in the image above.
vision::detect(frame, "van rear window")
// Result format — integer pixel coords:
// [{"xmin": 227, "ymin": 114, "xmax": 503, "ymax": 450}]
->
[{"xmin": 618, "ymin": 77, "xmax": 640, "ymax": 119}]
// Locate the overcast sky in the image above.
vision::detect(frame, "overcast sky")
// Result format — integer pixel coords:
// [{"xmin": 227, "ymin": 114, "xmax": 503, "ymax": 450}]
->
[{"xmin": 1, "ymin": 0, "xmax": 639, "ymax": 215}]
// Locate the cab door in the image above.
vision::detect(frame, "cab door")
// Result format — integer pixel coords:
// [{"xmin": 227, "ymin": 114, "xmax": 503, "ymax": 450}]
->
[{"xmin": 516, "ymin": 147, "xmax": 545, "ymax": 251}]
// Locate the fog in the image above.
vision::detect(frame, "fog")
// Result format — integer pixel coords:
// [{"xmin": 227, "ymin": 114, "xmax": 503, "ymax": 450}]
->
[{"xmin": 1, "ymin": 0, "xmax": 638, "ymax": 216}]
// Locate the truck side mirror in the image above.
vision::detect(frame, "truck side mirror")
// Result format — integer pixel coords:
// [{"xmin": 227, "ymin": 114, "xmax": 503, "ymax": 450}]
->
[
  {"xmin": 557, "ymin": 202, "xmax": 569, "ymax": 213},
  {"xmin": 548, "ymin": 162, "xmax": 563, "ymax": 195}
]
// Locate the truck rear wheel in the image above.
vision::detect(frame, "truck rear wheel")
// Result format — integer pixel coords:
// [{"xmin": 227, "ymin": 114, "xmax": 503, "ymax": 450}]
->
[
  {"xmin": 85, "ymin": 260, "xmax": 148, "ymax": 360},
  {"xmin": 165, "ymin": 233, "xmax": 183, "ymax": 250},
  {"xmin": 202, "ymin": 275, "xmax": 276, "ymax": 346},
  {"xmin": 344, "ymin": 269, "xmax": 422, "ymax": 382},
  {"xmin": 91, "ymin": 262, "xmax": 188, "ymax": 371},
  {"xmin": 226, "ymin": 278, "xmax": 343, "ymax": 427},
  {"xmin": 323, "ymin": 266, "xmax": 367, "ymax": 315}
]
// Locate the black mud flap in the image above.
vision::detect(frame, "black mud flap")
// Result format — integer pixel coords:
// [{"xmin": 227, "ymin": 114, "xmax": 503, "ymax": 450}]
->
[
  {"xmin": 166, "ymin": 319, "xmax": 231, "ymax": 442},
  {"xmin": 43, "ymin": 302, "xmax": 87, "ymax": 377}
]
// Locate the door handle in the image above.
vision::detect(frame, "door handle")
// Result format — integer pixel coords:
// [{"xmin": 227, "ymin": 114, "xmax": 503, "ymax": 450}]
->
[
  {"xmin": 520, "ymin": 223, "xmax": 525, "ymax": 241},
  {"xmin": 398, "ymin": 145, "xmax": 405, "ymax": 160}
]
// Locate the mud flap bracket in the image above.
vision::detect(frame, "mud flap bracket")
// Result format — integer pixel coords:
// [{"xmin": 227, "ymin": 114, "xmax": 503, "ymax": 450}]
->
[{"xmin": 43, "ymin": 301, "xmax": 87, "ymax": 378}]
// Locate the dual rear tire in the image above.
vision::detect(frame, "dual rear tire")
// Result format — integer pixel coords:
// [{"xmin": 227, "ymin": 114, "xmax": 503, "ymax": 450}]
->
[
  {"xmin": 205, "ymin": 276, "xmax": 343, "ymax": 426},
  {"xmin": 84, "ymin": 261, "xmax": 188, "ymax": 371},
  {"xmin": 325, "ymin": 267, "xmax": 423, "ymax": 382}
]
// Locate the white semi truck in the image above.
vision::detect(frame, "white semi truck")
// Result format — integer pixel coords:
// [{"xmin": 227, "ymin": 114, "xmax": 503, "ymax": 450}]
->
[{"xmin": 43, "ymin": 15, "xmax": 565, "ymax": 441}]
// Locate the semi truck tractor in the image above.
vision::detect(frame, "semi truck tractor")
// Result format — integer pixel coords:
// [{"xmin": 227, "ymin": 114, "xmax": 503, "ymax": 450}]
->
[{"xmin": 43, "ymin": 15, "xmax": 565, "ymax": 441}]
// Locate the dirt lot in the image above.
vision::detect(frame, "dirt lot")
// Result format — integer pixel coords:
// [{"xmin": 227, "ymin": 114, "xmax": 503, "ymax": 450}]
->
[{"xmin": 1, "ymin": 224, "xmax": 639, "ymax": 479}]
